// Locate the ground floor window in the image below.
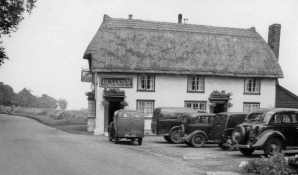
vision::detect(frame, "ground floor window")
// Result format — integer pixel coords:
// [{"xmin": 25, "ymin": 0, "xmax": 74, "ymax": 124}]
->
[
  {"xmin": 243, "ymin": 102, "xmax": 260, "ymax": 113},
  {"xmin": 136, "ymin": 100, "xmax": 155, "ymax": 114},
  {"xmin": 184, "ymin": 101, "xmax": 207, "ymax": 112}
]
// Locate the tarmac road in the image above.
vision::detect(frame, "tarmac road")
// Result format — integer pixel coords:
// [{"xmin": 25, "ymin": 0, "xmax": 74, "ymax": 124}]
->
[{"xmin": 0, "ymin": 114, "xmax": 201, "ymax": 175}]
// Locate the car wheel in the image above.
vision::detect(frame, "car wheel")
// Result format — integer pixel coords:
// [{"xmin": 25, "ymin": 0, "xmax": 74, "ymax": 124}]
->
[
  {"xmin": 138, "ymin": 138, "xmax": 143, "ymax": 145},
  {"xmin": 190, "ymin": 133, "xmax": 207, "ymax": 148},
  {"xmin": 263, "ymin": 137, "xmax": 283, "ymax": 156},
  {"xmin": 163, "ymin": 136, "xmax": 173, "ymax": 143},
  {"xmin": 239, "ymin": 148, "xmax": 255, "ymax": 156},
  {"xmin": 169, "ymin": 128, "xmax": 183, "ymax": 144}
]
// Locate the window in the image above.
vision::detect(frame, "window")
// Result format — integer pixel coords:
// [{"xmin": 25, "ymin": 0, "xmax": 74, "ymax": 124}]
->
[
  {"xmin": 270, "ymin": 114, "xmax": 282, "ymax": 124},
  {"xmin": 187, "ymin": 76, "xmax": 204, "ymax": 93},
  {"xmin": 291, "ymin": 112, "xmax": 298, "ymax": 123},
  {"xmin": 136, "ymin": 100, "xmax": 155, "ymax": 114},
  {"xmin": 137, "ymin": 75, "xmax": 155, "ymax": 91},
  {"xmin": 185, "ymin": 101, "xmax": 207, "ymax": 112},
  {"xmin": 243, "ymin": 102, "xmax": 260, "ymax": 113},
  {"xmin": 244, "ymin": 78, "xmax": 260, "ymax": 94}
]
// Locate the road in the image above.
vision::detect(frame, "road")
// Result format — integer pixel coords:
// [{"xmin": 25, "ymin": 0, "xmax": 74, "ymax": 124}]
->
[{"xmin": 0, "ymin": 114, "xmax": 202, "ymax": 175}]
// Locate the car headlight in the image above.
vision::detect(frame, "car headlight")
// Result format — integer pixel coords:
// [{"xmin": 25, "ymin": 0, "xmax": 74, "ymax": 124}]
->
[{"xmin": 232, "ymin": 131, "xmax": 241, "ymax": 144}]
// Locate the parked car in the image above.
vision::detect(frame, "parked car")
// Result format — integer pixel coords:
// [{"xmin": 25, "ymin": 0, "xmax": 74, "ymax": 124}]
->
[
  {"xmin": 182, "ymin": 113, "xmax": 216, "ymax": 147},
  {"xmin": 151, "ymin": 107, "xmax": 204, "ymax": 143},
  {"xmin": 211, "ymin": 112, "xmax": 247, "ymax": 149},
  {"xmin": 182, "ymin": 112, "xmax": 247, "ymax": 148},
  {"xmin": 232, "ymin": 108, "xmax": 298, "ymax": 156},
  {"xmin": 108, "ymin": 109, "xmax": 144, "ymax": 145}
]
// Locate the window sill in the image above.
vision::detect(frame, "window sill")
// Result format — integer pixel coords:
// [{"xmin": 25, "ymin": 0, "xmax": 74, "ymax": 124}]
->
[
  {"xmin": 137, "ymin": 89, "xmax": 155, "ymax": 92},
  {"xmin": 244, "ymin": 92, "xmax": 261, "ymax": 95},
  {"xmin": 187, "ymin": 90, "xmax": 205, "ymax": 93}
]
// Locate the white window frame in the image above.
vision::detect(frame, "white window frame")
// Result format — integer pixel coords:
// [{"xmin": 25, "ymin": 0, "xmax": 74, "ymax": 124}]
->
[
  {"xmin": 243, "ymin": 102, "xmax": 260, "ymax": 113},
  {"xmin": 136, "ymin": 100, "xmax": 155, "ymax": 114},
  {"xmin": 185, "ymin": 101, "xmax": 207, "ymax": 112},
  {"xmin": 137, "ymin": 75, "xmax": 155, "ymax": 92},
  {"xmin": 187, "ymin": 76, "xmax": 204, "ymax": 93},
  {"xmin": 244, "ymin": 78, "xmax": 261, "ymax": 95}
]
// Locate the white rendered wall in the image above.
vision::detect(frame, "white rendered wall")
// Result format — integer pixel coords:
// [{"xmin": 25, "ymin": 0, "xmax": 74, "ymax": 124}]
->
[{"xmin": 94, "ymin": 73, "xmax": 277, "ymax": 135}]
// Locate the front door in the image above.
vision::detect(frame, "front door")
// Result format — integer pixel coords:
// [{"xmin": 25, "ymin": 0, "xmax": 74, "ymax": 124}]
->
[
  {"xmin": 210, "ymin": 101, "xmax": 227, "ymax": 113},
  {"xmin": 104, "ymin": 97, "xmax": 124, "ymax": 132}
]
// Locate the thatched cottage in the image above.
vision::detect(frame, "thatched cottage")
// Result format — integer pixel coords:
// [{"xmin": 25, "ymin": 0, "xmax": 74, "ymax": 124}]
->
[{"xmin": 82, "ymin": 14, "xmax": 285, "ymax": 135}]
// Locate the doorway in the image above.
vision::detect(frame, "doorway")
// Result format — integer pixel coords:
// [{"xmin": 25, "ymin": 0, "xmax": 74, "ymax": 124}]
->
[
  {"xmin": 108, "ymin": 100, "xmax": 122, "ymax": 124},
  {"xmin": 212, "ymin": 102, "xmax": 227, "ymax": 113},
  {"xmin": 104, "ymin": 97, "xmax": 124, "ymax": 132}
]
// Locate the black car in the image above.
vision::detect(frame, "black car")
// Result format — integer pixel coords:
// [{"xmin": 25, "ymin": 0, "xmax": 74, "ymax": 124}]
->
[
  {"xmin": 151, "ymin": 107, "xmax": 204, "ymax": 143},
  {"xmin": 210, "ymin": 112, "xmax": 247, "ymax": 149},
  {"xmin": 182, "ymin": 113, "xmax": 216, "ymax": 147},
  {"xmin": 232, "ymin": 108, "xmax": 298, "ymax": 156},
  {"xmin": 182, "ymin": 112, "xmax": 246, "ymax": 148}
]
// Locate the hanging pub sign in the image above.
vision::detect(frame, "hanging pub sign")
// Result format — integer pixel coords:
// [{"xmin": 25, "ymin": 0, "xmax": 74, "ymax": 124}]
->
[
  {"xmin": 101, "ymin": 77, "xmax": 133, "ymax": 88},
  {"xmin": 81, "ymin": 70, "xmax": 92, "ymax": 83}
]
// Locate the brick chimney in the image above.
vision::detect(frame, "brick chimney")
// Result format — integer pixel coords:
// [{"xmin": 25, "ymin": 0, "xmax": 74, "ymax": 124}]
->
[
  {"xmin": 178, "ymin": 14, "xmax": 182, "ymax": 24},
  {"xmin": 268, "ymin": 24, "xmax": 281, "ymax": 59}
]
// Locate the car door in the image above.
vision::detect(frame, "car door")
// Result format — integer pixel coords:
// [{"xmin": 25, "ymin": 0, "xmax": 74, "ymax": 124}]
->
[
  {"xmin": 291, "ymin": 112, "xmax": 298, "ymax": 145},
  {"xmin": 186, "ymin": 115, "xmax": 210, "ymax": 134},
  {"xmin": 279, "ymin": 112, "xmax": 296, "ymax": 146}
]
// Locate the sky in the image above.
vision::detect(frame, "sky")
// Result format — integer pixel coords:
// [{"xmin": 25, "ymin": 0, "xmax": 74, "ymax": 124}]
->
[{"xmin": 0, "ymin": 0, "xmax": 297, "ymax": 109}]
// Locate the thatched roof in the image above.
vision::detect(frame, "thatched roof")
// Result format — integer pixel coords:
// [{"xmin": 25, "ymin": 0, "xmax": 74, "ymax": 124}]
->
[{"xmin": 84, "ymin": 15, "xmax": 283, "ymax": 78}]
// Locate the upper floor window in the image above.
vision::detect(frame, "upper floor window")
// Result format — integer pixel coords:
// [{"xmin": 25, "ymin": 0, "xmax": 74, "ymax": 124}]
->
[
  {"xmin": 185, "ymin": 101, "xmax": 207, "ymax": 112},
  {"xmin": 137, "ymin": 75, "xmax": 155, "ymax": 92},
  {"xmin": 244, "ymin": 78, "xmax": 260, "ymax": 94},
  {"xmin": 187, "ymin": 76, "xmax": 204, "ymax": 93},
  {"xmin": 136, "ymin": 100, "xmax": 155, "ymax": 114},
  {"xmin": 243, "ymin": 102, "xmax": 260, "ymax": 113}
]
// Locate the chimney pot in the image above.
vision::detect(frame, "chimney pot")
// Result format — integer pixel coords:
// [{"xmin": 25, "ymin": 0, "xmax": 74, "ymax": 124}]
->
[
  {"xmin": 268, "ymin": 23, "xmax": 281, "ymax": 59},
  {"xmin": 178, "ymin": 14, "xmax": 182, "ymax": 24},
  {"xmin": 128, "ymin": 14, "xmax": 133, "ymax": 20}
]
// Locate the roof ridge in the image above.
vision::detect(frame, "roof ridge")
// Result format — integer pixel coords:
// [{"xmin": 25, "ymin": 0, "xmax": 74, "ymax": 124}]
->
[{"xmin": 102, "ymin": 15, "xmax": 258, "ymax": 38}]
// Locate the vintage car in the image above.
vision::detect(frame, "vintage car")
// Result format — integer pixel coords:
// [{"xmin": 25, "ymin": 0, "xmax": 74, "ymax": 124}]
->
[
  {"xmin": 232, "ymin": 108, "xmax": 298, "ymax": 156},
  {"xmin": 212, "ymin": 112, "xmax": 247, "ymax": 149},
  {"xmin": 182, "ymin": 112, "xmax": 247, "ymax": 148},
  {"xmin": 182, "ymin": 113, "xmax": 216, "ymax": 147},
  {"xmin": 108, "ymin": 109, "xmax": 144, "ymax": 145},
  {"xmin": 151, "ymin": 107, "xmax": 204, "ymax": 143}
]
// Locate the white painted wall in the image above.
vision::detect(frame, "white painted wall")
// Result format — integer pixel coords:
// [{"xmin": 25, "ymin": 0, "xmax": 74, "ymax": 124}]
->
[{"xmin": 93, "ymin": 73, "xmax": 277, "ymax": 135}]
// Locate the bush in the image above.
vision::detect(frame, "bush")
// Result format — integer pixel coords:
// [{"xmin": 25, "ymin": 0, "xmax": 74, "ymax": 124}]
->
[{"xmin": 240, "ymin": 153, "xmax": 297, "ymax": 175}]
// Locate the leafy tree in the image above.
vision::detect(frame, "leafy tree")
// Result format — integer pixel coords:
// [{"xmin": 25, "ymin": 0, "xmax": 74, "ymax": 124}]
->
[
  {"xmin": 15, "ymin": 88, "xmax": 37, "ymax": 107},
  {"xmin": 58, "ymin": 99, "xmax": 67, "ymax": 110},
  {"xmin": 37, "ymin": 94, "xmax": 57, "ymax": 109},
  {"xmin": 0, "ymin": 0, "xmax": 37, "ymax": 65},
  {"xmin": 0, "ymin": 82, "xmax": 16, "ymax": 105}
]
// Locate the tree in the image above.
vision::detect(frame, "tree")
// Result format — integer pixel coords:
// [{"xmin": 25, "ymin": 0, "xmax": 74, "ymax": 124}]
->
[
  {"xmin": 15, "ymin": 88, "xmax": 37, "ymax": 107},
  {"xmin": 58, "ymin": 99, "xmax": 67, "ymax": 110},
  {"xmin": 36, "ymin": 94, "xmax": 57, "ymax": 109},
  {"xmin": 0, "ymin": 0, "xmax": 37, "ymax": 65},
  {"xmin": 0, "ymin": 82, "xmax": 16, "ymax": 106}
]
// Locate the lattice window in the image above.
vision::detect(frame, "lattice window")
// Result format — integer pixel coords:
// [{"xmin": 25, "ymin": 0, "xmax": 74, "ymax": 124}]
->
[
  {"xmin": 136, "ymin": 100, "xmax": 155, "ymax": 114},
  {"xmin": 243, "ymin": 102, "xmax": 260, "ymax": 113},
  {"xmin": 137, "ymin": 75, "xmax": 155, "ymax": 91},
  {"xmin": 187, "ymin": 76, "xmax": 204, "ymax": 92},
  {"xmin": 185, "ymin": 101, "xmax": 207, "ymax": 112},
  {"xmin": 244, "ymin": 78, "xmax": 260, "ymax": 94}
]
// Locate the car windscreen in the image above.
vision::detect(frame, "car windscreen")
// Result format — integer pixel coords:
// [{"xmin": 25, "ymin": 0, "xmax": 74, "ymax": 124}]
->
[
  {"xmin": 246, "ymin": 113, "xmax": 265, "ymax": 122},
  {"xmin": 119, "ymin": 112, "xmax": 143, "ymax": 118},
  {"xmin": 227, "ymin": 115, "xmax": 246, "ymax": 128}
]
